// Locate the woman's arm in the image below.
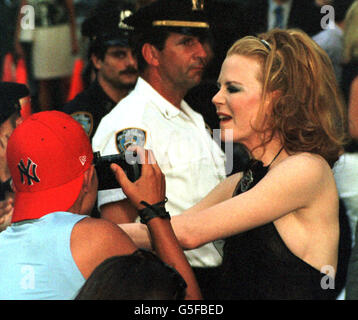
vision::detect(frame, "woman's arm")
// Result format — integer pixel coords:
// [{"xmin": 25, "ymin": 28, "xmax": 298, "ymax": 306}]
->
[
  {"xmin": 119, "ymin": 170, "xmax": 242, "ymax": 248},
  {"xmin": 170, "ymin": 153, "xmax": 331, "ymax": 249},
  {"xmin": 121, "ymin": 153, "xmax": 331, "ymax": 251}
]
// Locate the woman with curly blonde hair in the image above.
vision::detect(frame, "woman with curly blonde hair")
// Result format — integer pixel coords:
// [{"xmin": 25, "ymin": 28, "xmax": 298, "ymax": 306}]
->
[{"xmin": 117, "ymin": 29, "xmax": 350, "ymax": 299}]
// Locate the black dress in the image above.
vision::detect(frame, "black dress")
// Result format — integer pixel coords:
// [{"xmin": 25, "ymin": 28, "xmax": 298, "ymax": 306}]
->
[{"xmin": 214, "ymin": 160, "xmax": 340, "ymax": 300}]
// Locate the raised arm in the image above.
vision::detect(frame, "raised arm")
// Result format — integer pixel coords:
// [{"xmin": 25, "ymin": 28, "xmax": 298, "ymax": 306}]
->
[
  {"xmin": 113, "ymin": 147, "xmax": 202, "ymax": 300},
  {"xmin": 169, "ymin": 153, "xmax": 334, "ymax": 249},
  {"xmin": 120, "ymin": 169, "xmax": 242, "ymax": 248},
  {"xmin": 100, "ymin": 199, "xmax": 139, "ymax": 224}
]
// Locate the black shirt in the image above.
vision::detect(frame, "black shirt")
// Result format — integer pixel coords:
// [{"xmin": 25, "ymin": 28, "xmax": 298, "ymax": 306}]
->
[
  {"xmin": 62, "ymin": 79, "xmax": 117, "ymax": 219},
  {"xmin": 62, "ymin": 79, "xmax": 117, "ymax": 141},
  {"xmin": 215, "ymin": 160, "xmax": 342, "ymax": 300}
]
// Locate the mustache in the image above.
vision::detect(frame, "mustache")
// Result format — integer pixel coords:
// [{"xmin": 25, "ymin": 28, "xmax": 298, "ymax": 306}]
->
[{"xmin": 119, "ymin": 67, "xmax": 138, "ymax": 75}]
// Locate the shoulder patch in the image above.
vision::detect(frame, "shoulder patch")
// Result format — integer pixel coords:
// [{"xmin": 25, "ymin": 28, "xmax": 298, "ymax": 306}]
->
[
  {"xmin": 115, "ymin": 128, "xmax": 147, "ymax": 154},
  {"xmin": 71, "ymin": 111, "xmax": 94, "ymax": 137}
]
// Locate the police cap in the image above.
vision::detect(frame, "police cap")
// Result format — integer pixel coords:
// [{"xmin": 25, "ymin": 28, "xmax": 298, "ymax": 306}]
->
[
  {"xmin": 124, "ymin": 0, "xmax": 210, "ymax": 37},
  {"xmin": 82, "ymin": 0, "xmax": 135, "ymax": 47},
  {"xmin": 0, "ymin": 82, "xmax": 29, "ymax": 125}
]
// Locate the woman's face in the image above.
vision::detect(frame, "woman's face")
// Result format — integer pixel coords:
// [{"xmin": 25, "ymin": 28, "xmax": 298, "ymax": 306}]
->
[{"xmin": 212, "ymin": 54, "xmax": 268, "ymax": 149}]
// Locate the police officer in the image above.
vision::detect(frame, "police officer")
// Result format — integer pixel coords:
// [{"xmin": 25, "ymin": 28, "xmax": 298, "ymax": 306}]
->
[
  {"xmin": 93, "ymin": 0, "xmax": 227, "ymax": 298},
  {"xmin": 0, "ymin": 82, "xmax": 29, "ymax": 230},
  {"xmin": 63, "ymin": 0, "xmax": 138, "ymax": 140}
]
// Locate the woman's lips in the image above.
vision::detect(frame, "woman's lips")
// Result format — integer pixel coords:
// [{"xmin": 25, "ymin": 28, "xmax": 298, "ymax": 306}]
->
[{"xmin": 217, "ymin": 113, "xmax": 232, "ymax": 124}]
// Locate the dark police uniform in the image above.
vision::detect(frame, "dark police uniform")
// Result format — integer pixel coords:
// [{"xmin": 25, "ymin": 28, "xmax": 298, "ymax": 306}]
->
[
  {"xmin": 62, "ymin": 0, "xmax": 135, "ymax": 141},
  {"xmin": 62, "ymin": 79, "xmax": 116, "ymax": 140},
  {"xmin": 62, "ymin": 1, "xmax": 135, "ymax": 218},
  {"xmin": 62, "ymin": 79, "xmax": 116, "ymax": 219}
]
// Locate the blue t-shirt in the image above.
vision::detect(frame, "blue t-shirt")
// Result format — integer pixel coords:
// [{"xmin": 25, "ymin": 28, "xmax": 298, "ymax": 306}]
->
[{"xmin": 0, "ymin": 211, "xmax": 86, "ymax": 300}]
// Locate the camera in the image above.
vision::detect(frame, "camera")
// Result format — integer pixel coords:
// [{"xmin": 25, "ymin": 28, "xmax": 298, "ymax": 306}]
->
[{"xmin": 93, "ymin": 151, "xmax": 141, "ymax": 190}]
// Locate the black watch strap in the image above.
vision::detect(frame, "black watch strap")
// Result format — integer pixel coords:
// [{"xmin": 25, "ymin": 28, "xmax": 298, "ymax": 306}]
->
[{"xmin": 139, "ymin": 197, "xmax": 171, "ymax": 225}]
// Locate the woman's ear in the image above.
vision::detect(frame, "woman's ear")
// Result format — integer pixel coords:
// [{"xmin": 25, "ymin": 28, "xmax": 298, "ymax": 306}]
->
[{"xmin": 142, "ymin": 43, "xmax": 160, "ymax": 67}]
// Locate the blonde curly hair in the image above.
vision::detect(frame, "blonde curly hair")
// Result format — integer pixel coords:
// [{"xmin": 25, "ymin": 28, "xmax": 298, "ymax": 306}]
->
[{"xmin": 227, "ymin": 29, "xmax": 349, "ymax": 167}]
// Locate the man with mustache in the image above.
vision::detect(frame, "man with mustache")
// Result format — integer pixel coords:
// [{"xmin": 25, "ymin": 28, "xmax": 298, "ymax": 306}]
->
[
  {"xmin": 63, "ymin": 0, "xmax": 138, "ymax": 141},
  {"xmin": 93, "ymin": 0, "xmax": 227, "ymax": 299}
]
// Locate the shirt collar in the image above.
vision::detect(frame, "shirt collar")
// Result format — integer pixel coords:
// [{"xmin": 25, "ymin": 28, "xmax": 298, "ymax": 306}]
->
[{"xmin": 135, "ymin": 77, "xmax": 186, "ymax": 119}]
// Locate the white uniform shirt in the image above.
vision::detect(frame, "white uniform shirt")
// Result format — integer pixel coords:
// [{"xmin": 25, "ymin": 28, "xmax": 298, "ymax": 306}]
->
[{"xmin": 93, "ymin": 77, "xmax": 227, "ymax": 267}]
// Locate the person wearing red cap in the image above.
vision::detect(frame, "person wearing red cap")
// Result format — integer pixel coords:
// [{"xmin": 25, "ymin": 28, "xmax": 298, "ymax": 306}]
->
[
  {"xmin": 0, "ymin": 82, "xmax": 29, "ymax": 231},
  {"xmin": 0, "ymin": 110, "xmax": 201, "ymax": 300}
]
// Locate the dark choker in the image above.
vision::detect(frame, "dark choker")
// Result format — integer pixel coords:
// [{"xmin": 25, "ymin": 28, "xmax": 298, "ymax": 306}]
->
[{"xmin": 235, "ymin": 147, "xmax": 284, "ymax": 194}]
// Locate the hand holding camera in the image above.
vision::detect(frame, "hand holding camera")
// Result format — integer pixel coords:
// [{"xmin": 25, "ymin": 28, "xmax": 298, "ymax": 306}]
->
[
  {"xmin": 109, "ymin": 147, "xmax": 166, "ymax": 211},
  {"xmin": 93, "ymin": 150, "xmax": 141, "ymax": 191}
]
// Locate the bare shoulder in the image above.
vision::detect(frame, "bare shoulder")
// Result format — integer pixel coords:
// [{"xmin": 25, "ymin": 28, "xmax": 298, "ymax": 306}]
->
[
  {"xmin": 269, "ymin": 152, "xmax": 333, "ymax": 183},
  {"xmin": 71, "ymin": 217, "xmax": 137, "ymax": 278},
  {"xmin": 73, "ymin": 217, "xmax": 136, "ymax": 249},
  {"xmin": 259, "ymin": 152, "xmax": 336, "ymax": 209}
]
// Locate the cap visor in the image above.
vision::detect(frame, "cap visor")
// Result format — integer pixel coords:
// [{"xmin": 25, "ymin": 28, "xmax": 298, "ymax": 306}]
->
[{"xmin": 12, "ymin": 174, "xmax": 85, "ymax": 223}]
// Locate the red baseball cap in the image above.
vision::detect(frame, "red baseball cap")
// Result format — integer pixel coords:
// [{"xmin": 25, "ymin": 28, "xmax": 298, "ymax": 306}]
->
[{"xmin": 7, "ymin": 111, "xmax": 94, "ymax": 222}]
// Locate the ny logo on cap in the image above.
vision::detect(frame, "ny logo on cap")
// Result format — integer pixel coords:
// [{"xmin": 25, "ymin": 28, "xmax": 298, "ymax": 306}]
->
[
  {"xmin": 192, "ymin": 0, "xmax": 204, "ymax": 11},
  {"xmin": 18, "ymin": 158, "xmax": 40, "ymax": 186}
]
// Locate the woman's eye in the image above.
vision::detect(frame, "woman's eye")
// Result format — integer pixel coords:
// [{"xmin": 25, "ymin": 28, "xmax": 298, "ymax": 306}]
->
[{"xmin": 227, "ymin": 86, "xmax": 241, "ymax": 93}]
